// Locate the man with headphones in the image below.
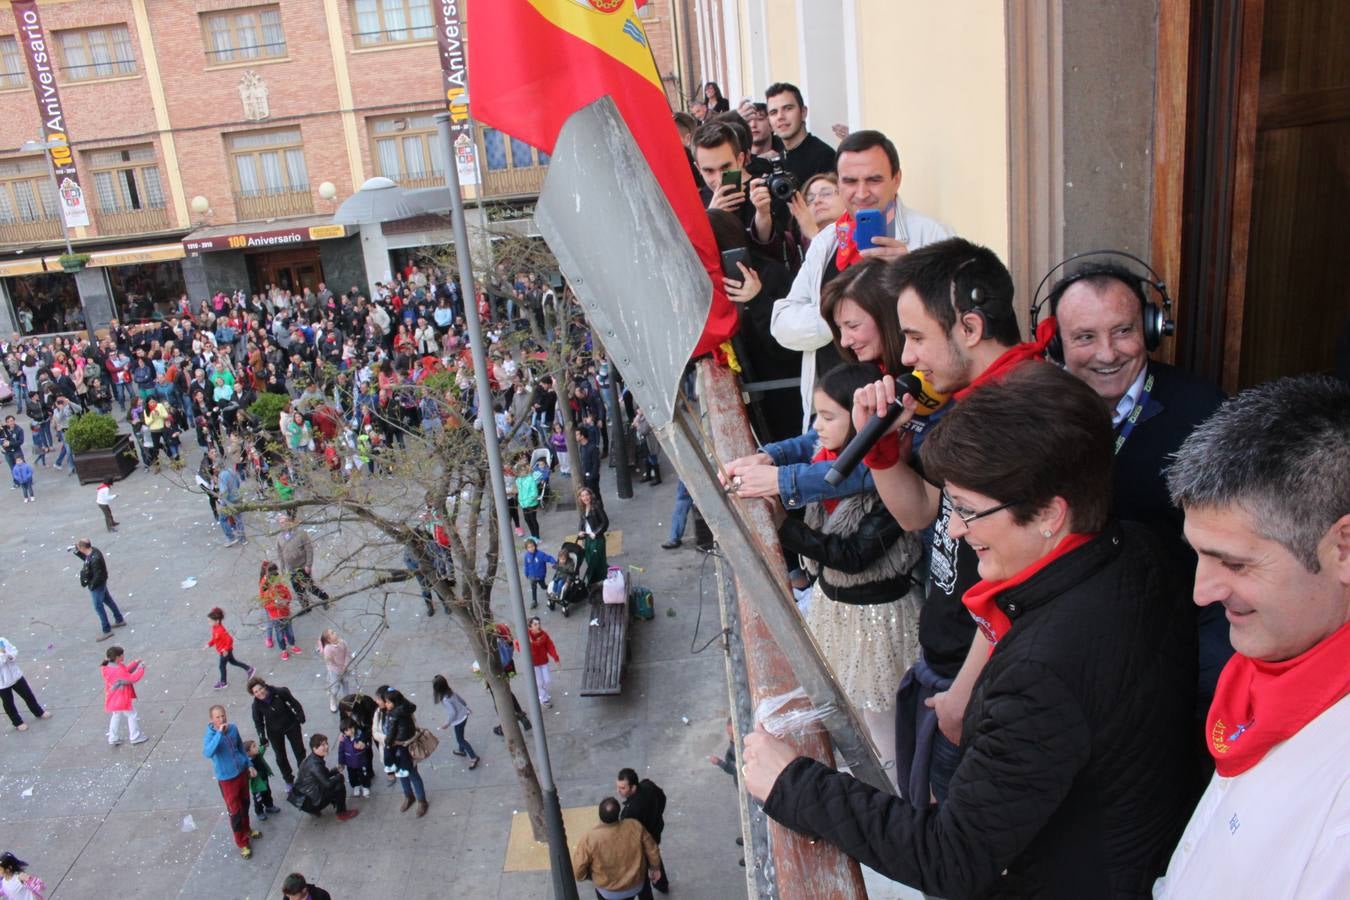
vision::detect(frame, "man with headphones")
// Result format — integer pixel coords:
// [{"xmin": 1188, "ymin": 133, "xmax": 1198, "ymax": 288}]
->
[
  {"xmin": 848, "ymin": 237, "xmax": 1056, "ymax": 810},
  {"xmin": 1039, "ymin": 256, "xmax": 1231, "ymax": 756}
]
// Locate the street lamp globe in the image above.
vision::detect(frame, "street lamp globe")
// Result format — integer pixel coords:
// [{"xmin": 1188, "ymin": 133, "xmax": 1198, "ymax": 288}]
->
[
  {"xmin": 190, "ymin": 195, "xmax": 210, "ymax": 215},
  {"xmin": 318, "ymin": 181, "xmax": 338, "ymax": 201}
]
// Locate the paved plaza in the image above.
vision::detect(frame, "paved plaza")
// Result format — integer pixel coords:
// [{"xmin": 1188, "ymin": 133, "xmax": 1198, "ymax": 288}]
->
[{"xmin": 0, "ymin": 441, "xmax": 748, "ymax": 899}]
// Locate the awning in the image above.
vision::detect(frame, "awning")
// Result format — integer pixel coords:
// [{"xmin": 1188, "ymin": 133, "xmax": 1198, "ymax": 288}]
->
[
  {"xmin": 0, "ymin": 242, "xmax": 186, "ymax": 277},
  {"xmin": 183, "ymin": 215, "xmax": 350, "ymax": 254}
]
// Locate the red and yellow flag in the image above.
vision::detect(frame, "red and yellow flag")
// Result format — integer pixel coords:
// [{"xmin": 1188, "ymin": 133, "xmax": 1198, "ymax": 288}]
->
[{"xmin": 467, "ymin": 0, "xmax": 736, "ymax": 358}]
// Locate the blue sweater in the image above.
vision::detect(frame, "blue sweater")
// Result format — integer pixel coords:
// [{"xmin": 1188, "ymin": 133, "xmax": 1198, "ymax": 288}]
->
[
  {"xmin": 11, "ymin": 462, "xmax": 33, "ymax": 485},
  {"xmin": 523, "ymin": 549, "xmax": 556, "ymax": 581},
  {"xmin": 203, "ymin": 722, "xmax": 251, "ymax": 781}
]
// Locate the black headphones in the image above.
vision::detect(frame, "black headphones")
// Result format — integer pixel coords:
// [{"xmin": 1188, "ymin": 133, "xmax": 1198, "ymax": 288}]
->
[{"xmin": 1029, "ymin": 250, "xmax": 1175, "ymax": 362}]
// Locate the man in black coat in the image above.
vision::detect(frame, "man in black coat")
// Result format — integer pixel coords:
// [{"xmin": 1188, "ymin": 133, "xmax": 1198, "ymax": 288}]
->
[
  {"xmin": 74, "ymin": 538, "xmax": 126, "ymax": 639},
  {"xmin": 617, "ymin": 768, "xmax": 669, "ymax": 893},
  {"xmin": 291, "ymin": 733, "xmax": 358, "ymax": 821},
  {"xmin": 248, "ymin": 677, "xmax": 307, "ymax": 789},
  {"xmin": 1049, "ymin": 268, "xmax": 1231, "ymax": 716}
]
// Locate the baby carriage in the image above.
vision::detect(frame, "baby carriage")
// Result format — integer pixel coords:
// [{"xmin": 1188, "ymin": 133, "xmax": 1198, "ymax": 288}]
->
[{"xmin": 547, "ymin": 541, "xmax": 589, "ymax": 617}]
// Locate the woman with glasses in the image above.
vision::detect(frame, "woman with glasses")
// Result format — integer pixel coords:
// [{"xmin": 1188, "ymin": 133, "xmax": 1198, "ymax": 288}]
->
[
  {"xmin": 741, "ymin": 363, "xmax": 1198, "ymax": 899},
  {"xmin": 790, "ymin": 173, "xmax": 847, "ymax": 242}
]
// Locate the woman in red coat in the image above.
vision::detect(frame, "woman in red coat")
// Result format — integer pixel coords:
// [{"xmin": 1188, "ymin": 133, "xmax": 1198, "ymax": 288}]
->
[{"xmin": 527, "ymin": 617, "xmax": 560, "ymax": 708}]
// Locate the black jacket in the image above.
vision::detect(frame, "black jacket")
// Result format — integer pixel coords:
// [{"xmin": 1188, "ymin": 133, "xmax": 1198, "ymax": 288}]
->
[
  {"xmin": 78, "ymin": 547, "xmax": 109, "ymax": 590},
  {"xmin": 251, "ymin": 685, "xmax": 306, "ymax": 740},
  {"xmin": 620, "ymin": 779, "xmax": 667, "ymax": 844},
  {"xmin": 293, "ymin": 751, "xmax": 342, "ymax": 809},
  {"xmin": 578, "ymin": 440, "xmax": 601, "ymax": 484},
  {"xmin": 764, "ymin": 524, "xmax": 1197, "ymax": 899},
  {"xmin": 383, "ymin": 700, "xmax": 418, "ymax": 745},
  {"xmin": 577, "ymin": 503, "xmax": 609, "ymax": 540}
]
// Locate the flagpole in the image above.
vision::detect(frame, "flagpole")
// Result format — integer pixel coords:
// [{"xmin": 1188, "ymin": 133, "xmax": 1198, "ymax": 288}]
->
[{"xmin": 437, "ymin": 113, "xmax": 580, "ymax": 900}]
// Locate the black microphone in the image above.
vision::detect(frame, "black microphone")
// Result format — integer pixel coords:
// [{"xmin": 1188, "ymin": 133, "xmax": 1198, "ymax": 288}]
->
[{"xmin": 824, "ymin": 373, "xmax": 924, "ymax": 486}]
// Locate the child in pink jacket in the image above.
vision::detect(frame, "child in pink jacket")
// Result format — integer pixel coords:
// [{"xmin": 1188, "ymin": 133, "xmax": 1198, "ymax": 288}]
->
[{"xmin": 101, "ymin": 645, "xmax": 148, "ymax": 746}]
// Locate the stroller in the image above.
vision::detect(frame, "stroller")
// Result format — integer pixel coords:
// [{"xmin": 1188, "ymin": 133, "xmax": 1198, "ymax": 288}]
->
[{"xmin": 547, "ymin": 541, "xmax": 589, "ymax": 617}]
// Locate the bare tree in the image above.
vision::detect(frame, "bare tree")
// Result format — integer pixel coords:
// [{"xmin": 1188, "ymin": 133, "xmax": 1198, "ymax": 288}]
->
[{"xmin": 172, "ymin": 397, "xmax": 556, "ymax": 837}]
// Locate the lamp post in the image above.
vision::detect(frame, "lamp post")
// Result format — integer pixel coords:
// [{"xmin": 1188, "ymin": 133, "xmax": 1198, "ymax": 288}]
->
[
  {"xmin": 20, "ymin": 138, "xmax": 73, "ymax": 256},
  {"xmin": 436, "ymin": 111, "xmax": 579, "ymax": 900}
]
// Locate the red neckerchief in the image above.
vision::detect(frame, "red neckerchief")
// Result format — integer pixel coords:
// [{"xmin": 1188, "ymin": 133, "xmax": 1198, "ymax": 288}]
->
[
  {"xmin": 1207, "ymin": 619, "xmax": 1350, "ymax": 776},
  {"xmin": 834, "ymin": 211, "xmax": 862, "ymax": 271},
  {"xmin": 961, "ymin": 532, "xmax": 1095, "ymax": 649},
  {"xmin": 952, "ymin": 317, "xmax": 1057, "ymax": 402},
  {"xmin": 811, "ymin": 446, "xmax": 841, "ymax": 514}
]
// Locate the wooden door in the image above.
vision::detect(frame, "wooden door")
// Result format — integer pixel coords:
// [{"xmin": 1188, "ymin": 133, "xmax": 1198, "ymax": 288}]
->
[{"xmin": 1233, "ymin": 0, "xmax": 1350, "ymax": 387}]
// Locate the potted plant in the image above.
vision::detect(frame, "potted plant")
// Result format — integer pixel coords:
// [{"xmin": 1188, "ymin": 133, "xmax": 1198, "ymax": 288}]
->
[
  {"xmin": 65, "ymin": 411, "xmax": 138, "ymax": 484},
  {"xmin": 57, "ymin": 252, "xmax": 91, "ymax": 273}
]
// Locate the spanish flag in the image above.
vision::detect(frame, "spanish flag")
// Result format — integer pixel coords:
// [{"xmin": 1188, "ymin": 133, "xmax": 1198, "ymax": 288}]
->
[{"xmin": 467, "ymin": 0, "xmax": 736, "ymax": 358}]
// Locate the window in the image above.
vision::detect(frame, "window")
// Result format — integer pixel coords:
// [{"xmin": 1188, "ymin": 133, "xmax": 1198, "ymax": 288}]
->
[
  {"xmin": 481, "ymin": 129, "xmax": 548, "ymax": 172},
  {"xmin": 202, "ymin": 5, "xmax": 286, "ymax": 64},
  {"xmin": 350, "ymin": 0, "xmax": 434, "ymax": 48},
  {"xmin": 0, "ymin": 157, "xmax": 58, "ymax": 225},
  {"xmin": 55, "ymin": 25, "xmax": 138, "ymax": 82},
  {"xmin": 370, "ymin": 113, "xmax": 444, "ymax": 185},
  {"xmin": 0, "ymin": 36, "xmax": 26, "ymax": 89},
  {"xmin": 87, "ymin": 146, "xmax": 165, "ymax": 213},
  {"xmin": 226, "ymin": 128, "xmax": 309, "ymax": 196}
]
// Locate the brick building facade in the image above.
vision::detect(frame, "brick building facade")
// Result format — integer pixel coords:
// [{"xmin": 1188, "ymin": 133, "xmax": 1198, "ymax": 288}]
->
[{"xmin": 0, "ymin": 0, "xmax": 687, "ymax": 338}]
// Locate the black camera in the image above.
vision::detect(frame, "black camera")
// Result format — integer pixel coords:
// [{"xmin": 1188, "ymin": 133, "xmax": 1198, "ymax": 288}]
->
[{"xmin": 765, "ymin": 160, "xmax": 797, "ymax": 202}]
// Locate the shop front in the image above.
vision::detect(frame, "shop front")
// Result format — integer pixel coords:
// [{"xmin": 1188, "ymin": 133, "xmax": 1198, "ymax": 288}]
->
[
  {"xmin": 0, "ymin": 242, "xmax": 187, "ymax": 337},
  {"xmin": 182, "ymin": 218, "xmax": 362, "ymax": 300}
]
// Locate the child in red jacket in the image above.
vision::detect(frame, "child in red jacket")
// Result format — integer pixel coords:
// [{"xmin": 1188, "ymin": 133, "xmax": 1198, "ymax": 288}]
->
[
  {"xmin": 204, "ymin": 607, "xmax": 254, "ymax": 689},
  {"xmin": 260, "ymin": 561, "xmax": 300, "ymax": 660},
  {"xmin": 526, "ymin": 617, "xmax": 560, "ymax": 708}
]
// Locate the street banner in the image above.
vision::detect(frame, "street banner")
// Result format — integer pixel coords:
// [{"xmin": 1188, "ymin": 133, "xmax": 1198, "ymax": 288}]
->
[
  {"xmin": 11, "ymin": 0, "xmax": 89, "ymax": 229},
  {"xmin": 433, "ymin": 1, "xmax": 471, "ymax": 135},
  {"xmin": 466, "ymin": 0, "xmax": 737, "ymax": 359}
]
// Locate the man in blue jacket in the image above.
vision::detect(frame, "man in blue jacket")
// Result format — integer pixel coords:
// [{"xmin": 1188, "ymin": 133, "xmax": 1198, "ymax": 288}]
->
[{"xmin": 203, "ymin": 704, "xmax": 260, "ymax": 859}]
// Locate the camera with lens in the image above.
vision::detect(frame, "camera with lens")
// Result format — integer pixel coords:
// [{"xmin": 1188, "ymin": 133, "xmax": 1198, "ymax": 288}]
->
[{"xmin": 765, "ymin": 160, "xmax": 798, "ymax": 202}]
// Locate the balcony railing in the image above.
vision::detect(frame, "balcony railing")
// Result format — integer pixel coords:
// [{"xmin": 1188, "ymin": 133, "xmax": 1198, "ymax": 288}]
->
[
  {"xmin": 481, "ymin": 165, "xmax": 547, "ymax": 199},
  {"xmin": 233, "ymin": 187, "xmax": 313, "ymax": 221},
  {"xmin": 94, "ymin": 204, "xmax": 173, "ymax": 236},
  {"xmin": 0, "ymin": 216, "xmax": 65, "ymax": 246},
  {"xmin": 397, "ymin": 170, "xmax": 446, "ymax": 190}
]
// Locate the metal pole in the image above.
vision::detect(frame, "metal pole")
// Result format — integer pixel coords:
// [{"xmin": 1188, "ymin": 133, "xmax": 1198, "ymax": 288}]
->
[
  {"xmin": 603, "ymin": 352, "xmax": 633, "ymax": 499},
  {"xmin": 436, "ymin": 113, "xmax": 579, "ymax": 900},
  {"xmin": 41, "ymin": 144, "xmax": 74, "ymax": 256}
]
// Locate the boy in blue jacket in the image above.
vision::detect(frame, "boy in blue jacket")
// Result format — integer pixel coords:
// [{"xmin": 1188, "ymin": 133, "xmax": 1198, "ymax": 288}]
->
[
  {"xmin": 522, "ymin": 538, "xmax": 556, "ymax": 609},
  {"xmin": 11, "ymin": 455, "xmax": 33, "ymax": 502}
]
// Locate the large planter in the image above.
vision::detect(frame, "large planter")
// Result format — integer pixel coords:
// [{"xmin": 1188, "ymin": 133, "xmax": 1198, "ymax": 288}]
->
[{"xmin": 72, "ymin": 433, "xmax": 139, "ymax": 485}]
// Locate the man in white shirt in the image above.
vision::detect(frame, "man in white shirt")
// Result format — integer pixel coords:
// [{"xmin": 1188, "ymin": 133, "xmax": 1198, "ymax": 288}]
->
[
  {"xmin": 1154, "ymin": 374, "xmax": 1350, "ymax": 898},
  {"xmin": 770, "ymin": 129, "xmax": 952, "ymax": 429}
]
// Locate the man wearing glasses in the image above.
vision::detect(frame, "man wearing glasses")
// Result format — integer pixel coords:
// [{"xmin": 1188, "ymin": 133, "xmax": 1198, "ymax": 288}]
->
[{"xmin": 849, "ymin": 237, "xmax": 1054, "ymax": 810}]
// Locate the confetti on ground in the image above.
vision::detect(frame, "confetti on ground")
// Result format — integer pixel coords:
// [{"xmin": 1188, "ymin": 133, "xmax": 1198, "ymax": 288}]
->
[
  {"xmin": 181, "ymin": 815, "xmax": 196, "ymax": 831},
  {"xmin": 181, "ymin": 577, "xmax": 198, "ymax": 589},
  {"xmin": 21, "ymin": 787, "xmax": 33, "ymax": 797}
]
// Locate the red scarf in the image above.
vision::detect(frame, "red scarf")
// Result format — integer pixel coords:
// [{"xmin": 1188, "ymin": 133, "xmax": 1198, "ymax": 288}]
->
[
  {"xmin": 1207, "ymin": 619, "xmax": 1350, "ymax": 776},
  {"xmin": 811, "ymin": 446, "xmax": 841, "ymax": 514},
  {"xmin": 953, "ymin": 317, "xmax": 1058, "ymax": 402},
  {"xmin": 961, "ymin": 532, "xmax": 1095, "ymax": 649}
]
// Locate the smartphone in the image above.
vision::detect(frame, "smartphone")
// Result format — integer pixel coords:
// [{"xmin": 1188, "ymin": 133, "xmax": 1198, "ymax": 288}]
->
[
  {"xmin": 720, "ymin": 247, "xmax": 751, "ymax": 281},
  {"xmin": 720, "ymin": 170, "xmax": 743, "ymax": 193},
  {"xmin": 854, "ymin": 209, "xmax": 885, "ymax": 250}
]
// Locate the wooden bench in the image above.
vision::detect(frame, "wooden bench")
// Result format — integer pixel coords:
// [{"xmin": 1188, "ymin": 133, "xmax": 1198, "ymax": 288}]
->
[{"xmin": 579, "ymin": 593, "xmax": 630, "ymax": 696}]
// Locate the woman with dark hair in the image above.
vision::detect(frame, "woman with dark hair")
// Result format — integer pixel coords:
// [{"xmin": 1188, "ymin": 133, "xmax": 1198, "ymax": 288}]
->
[
  {"xmin": 742, "ymin": 364, "xmax": 1198, "ymax": 899},
  {"xmin": 703, "ymin": 81, "xmax": 730, "ymax": 113},
  {"xmin": 380, "ymin": 687, "xmax": 429, "ymax": 816},
  {"xmin": 724, "ymin": 259, "xmax": 935, "ymax": 503},
  {"xmin": 776, "ymin": 362, "xmax": 923, "ymax": 771}
]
